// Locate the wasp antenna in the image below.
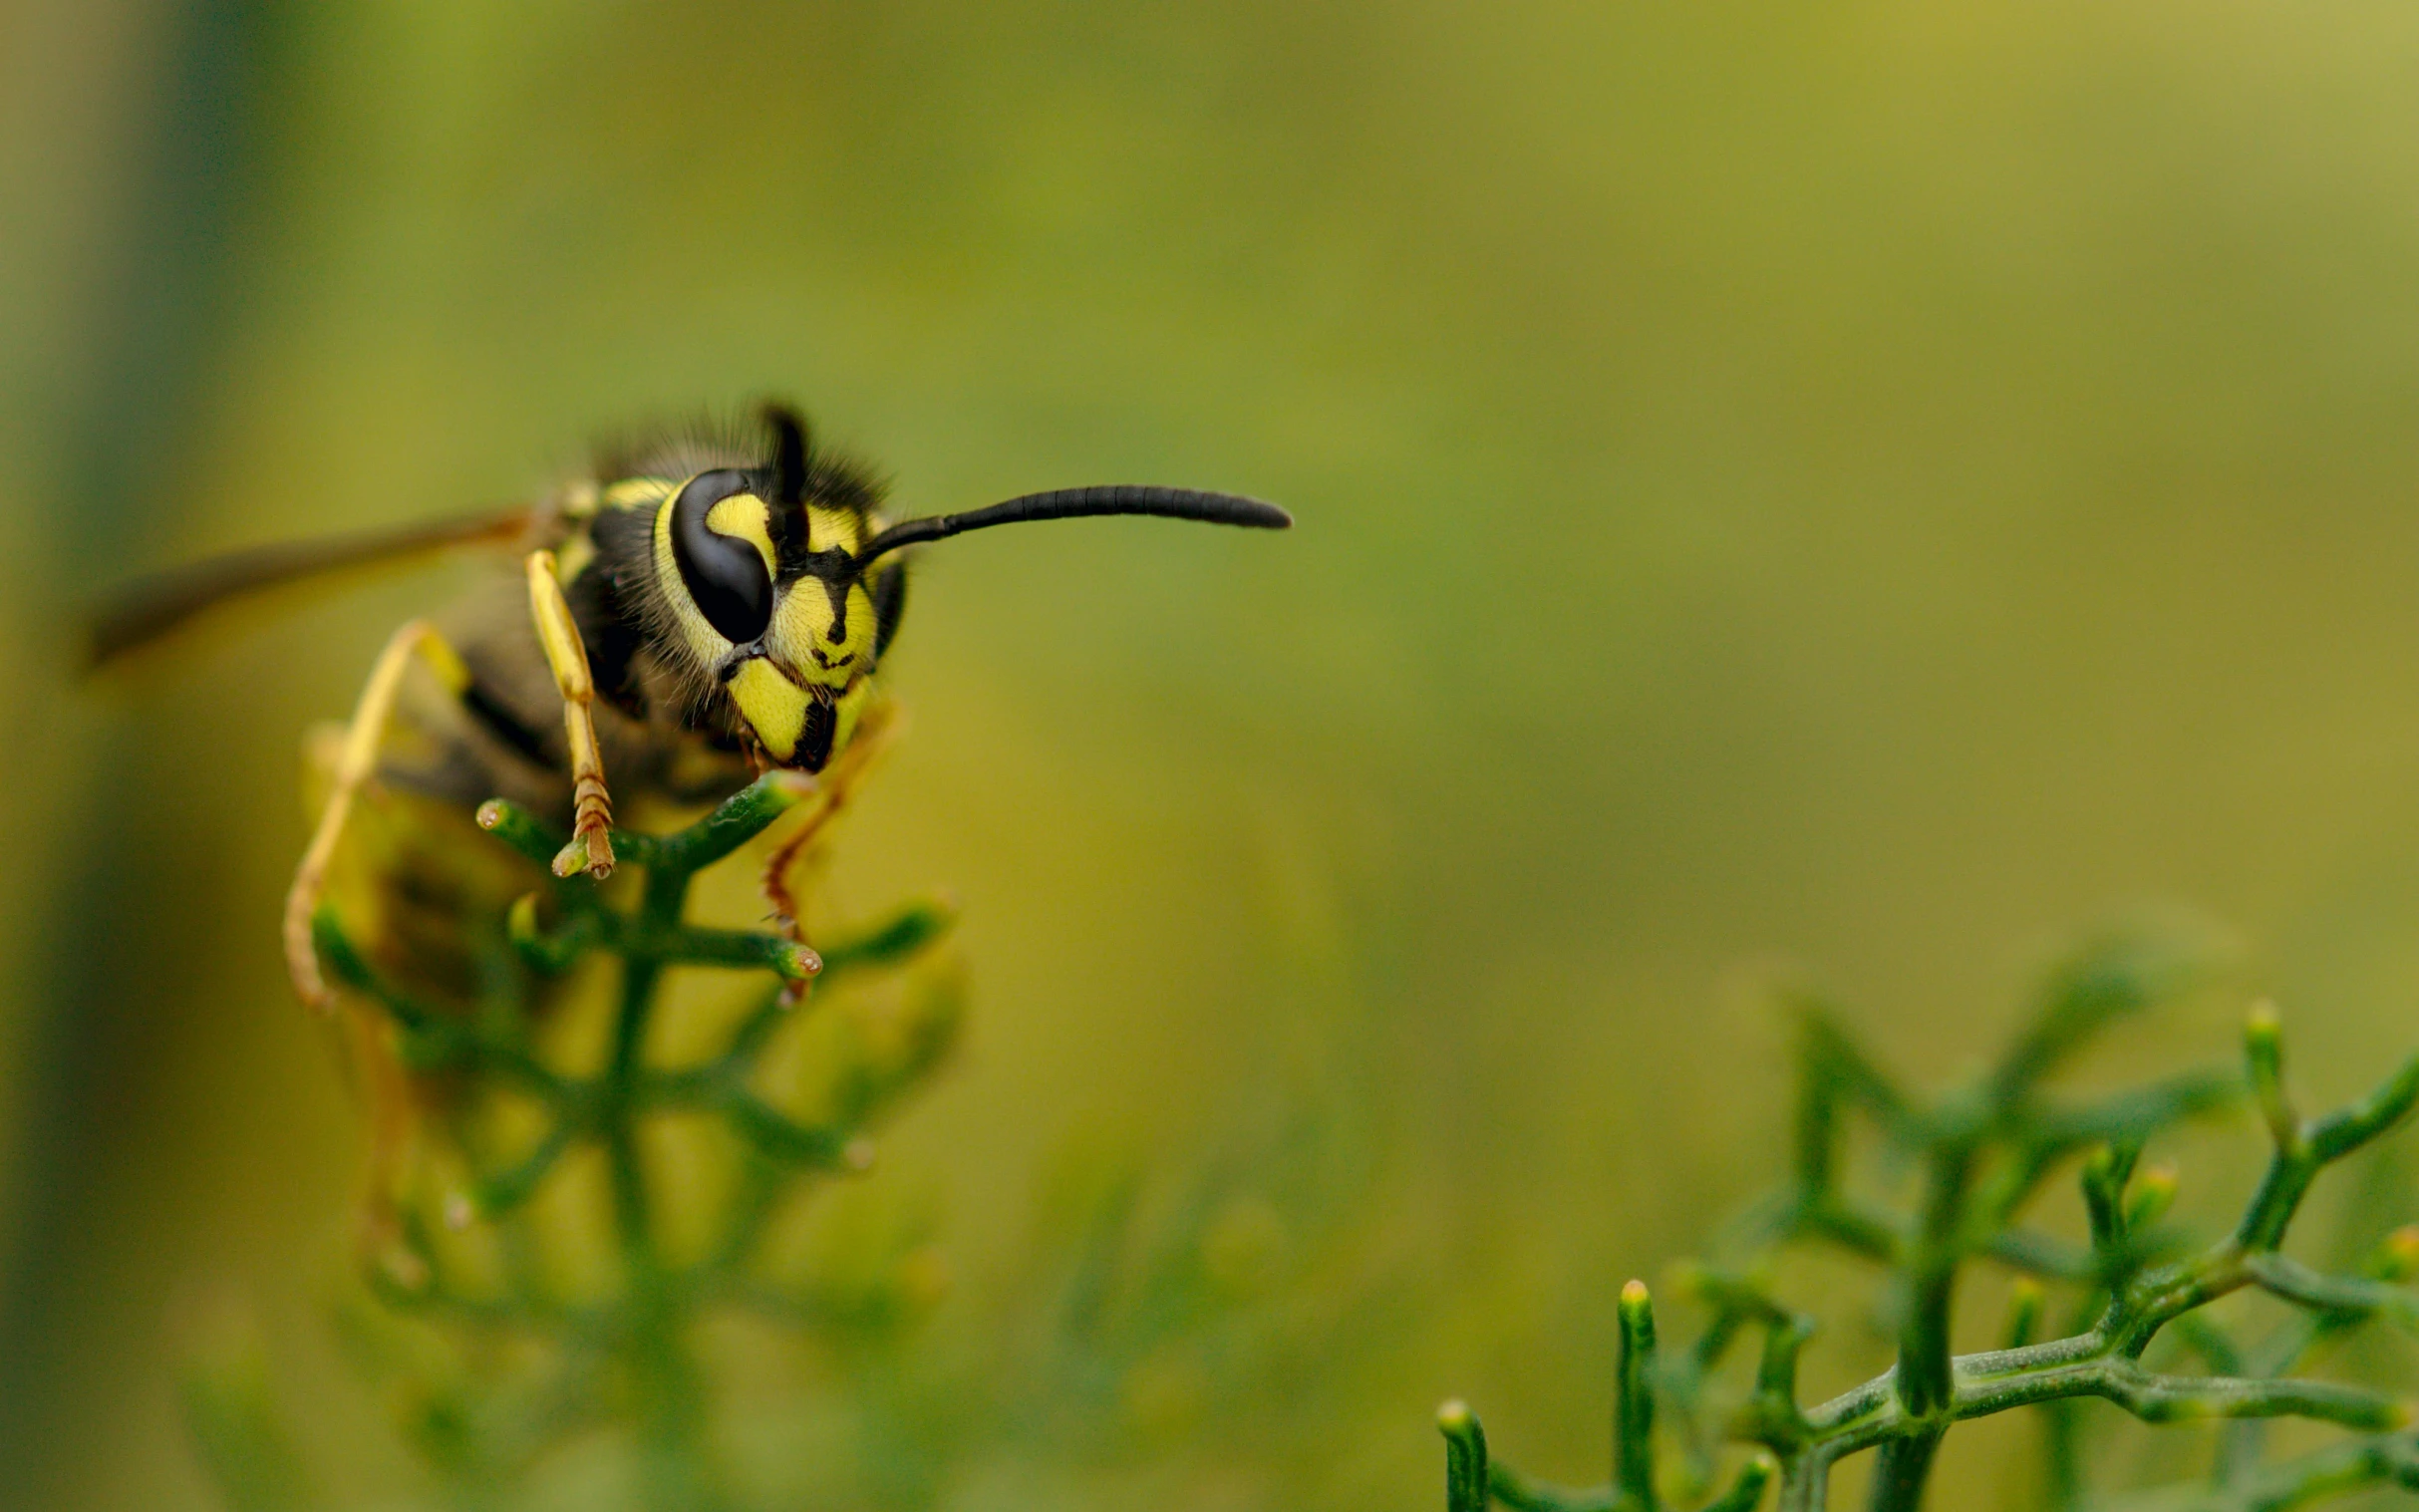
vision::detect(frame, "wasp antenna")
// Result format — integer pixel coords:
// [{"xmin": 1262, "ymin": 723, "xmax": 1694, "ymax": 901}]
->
[
  {"xmin": 764, "ymin": 404, "xmax": 809, "ymax": 505},
  {"xmin": 857, "ymin": 485, "xmax": 1291, "ymax": 564}
]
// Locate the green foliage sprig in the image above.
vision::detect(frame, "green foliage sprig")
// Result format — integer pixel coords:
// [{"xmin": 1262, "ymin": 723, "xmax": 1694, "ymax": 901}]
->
[
  {"xmin": 200, "ymin": 773, "xmax": 961, "ymax": 1511},
  {"xmin": 1439, "ymin": 936, "xmax": 2419, "ymax": 1512}
]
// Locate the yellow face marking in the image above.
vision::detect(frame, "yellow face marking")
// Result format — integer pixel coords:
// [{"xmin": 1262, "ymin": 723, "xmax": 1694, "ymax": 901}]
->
[
  {"xmin": 766, "ymin": 579, "xmax": 877, "ymax": 690},
  {"xmin": 802, "ymin": 503, "xmax": 865, "ymax": 556},
  {"xmin": 728, "ymin": 658, "xmax": 811, "ymax": 763},
  {"xmin": 705, "ymin": 493, "xmax": 777, "ymax": 578}
]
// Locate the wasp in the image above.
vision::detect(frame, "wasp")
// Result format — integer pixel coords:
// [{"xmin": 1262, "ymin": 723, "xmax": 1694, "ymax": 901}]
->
[{"xmin": 93, "ymin": 403, "xmax": 1290, "ymax": 1006}]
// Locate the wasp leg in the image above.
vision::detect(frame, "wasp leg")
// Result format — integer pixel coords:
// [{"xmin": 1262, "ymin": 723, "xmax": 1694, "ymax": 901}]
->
[
  {"xmin": 524, "ymin": 548, "xmax": 615, "ymax": 880},
  {"xmin": 284, "ymin": 619, "xmax": 476, "ymax": 1009},
  {"xmin": 293, "ymin": 718, "xmax": 442, "ymax": 1284},
  {"xmin": 761, "ymin": 695, "xmax": 899, "ymax": 1001}
]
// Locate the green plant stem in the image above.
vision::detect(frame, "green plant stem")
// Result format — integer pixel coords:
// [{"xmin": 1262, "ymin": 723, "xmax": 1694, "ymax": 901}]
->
[
  {"xmin": 1618, "ymin": 1281, "xmax": 1659, "ymax": 1510},
  {"xmin": 1442, "ymin": 1401, "xmax": 1491, "ymax": 1512},
  {"xmin": 608, "ymin": 842, "xmax": 709, "ymax": 1510}
]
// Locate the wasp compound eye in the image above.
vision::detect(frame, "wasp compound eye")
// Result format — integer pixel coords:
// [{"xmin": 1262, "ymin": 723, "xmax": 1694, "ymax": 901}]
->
[{"xmin": 670, "ymin": 469, "xmax": 775, "ymax": 644}]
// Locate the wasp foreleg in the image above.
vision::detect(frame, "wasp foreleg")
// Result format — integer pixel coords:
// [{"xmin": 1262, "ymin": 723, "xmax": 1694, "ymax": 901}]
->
[{"xmin": 524, "ymin": 548, "xmax": 615, "ymax": 881}]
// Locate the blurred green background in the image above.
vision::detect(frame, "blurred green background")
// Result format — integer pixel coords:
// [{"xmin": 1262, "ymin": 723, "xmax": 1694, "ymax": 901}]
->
[{"xmin": 12, "ymin": 1, "xmax": 2419, "ymax": 1507}]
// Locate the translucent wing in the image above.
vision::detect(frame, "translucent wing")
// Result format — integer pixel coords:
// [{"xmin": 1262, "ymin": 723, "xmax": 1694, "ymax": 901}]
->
[{"xmin": 87, "ymin": 505, "xmax": 535, "ymax": 668}]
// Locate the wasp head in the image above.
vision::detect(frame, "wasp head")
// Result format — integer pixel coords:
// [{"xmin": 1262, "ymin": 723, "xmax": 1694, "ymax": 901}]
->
[
  {"xmin": 649, "ymin": 402, "xmax": 1290, "ymax": 771},
  {"xmin": 651, "ymin": 407, "xmax": 887, "ymax": 770}
]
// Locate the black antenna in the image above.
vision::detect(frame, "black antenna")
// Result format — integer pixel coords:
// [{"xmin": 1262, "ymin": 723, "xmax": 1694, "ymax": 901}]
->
[
  {"xmin": 858, "ymin": 485, "xmax": 1291, "ymax": 565},
  {"xmin": 764, "ymin": 405, "xmax": 809, "ymax": 505}
]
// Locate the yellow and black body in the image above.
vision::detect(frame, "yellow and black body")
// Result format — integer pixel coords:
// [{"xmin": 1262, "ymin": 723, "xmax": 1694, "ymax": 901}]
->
[{"xmin": 91, "ymin": 402, "xmax": 1290, "ymax": 1006}]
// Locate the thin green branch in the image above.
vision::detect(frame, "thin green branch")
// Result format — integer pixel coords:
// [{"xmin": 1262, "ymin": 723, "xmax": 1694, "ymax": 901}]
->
[
  {"xmin": 719, "ymin": 1089, "xmax": 857, "ymax": 1168},
  {"xmin": 473, "ymin": 797, "xmax": 568, "ymax": 869},
  {"xmin": 1702, "ymin": 1454, "xmax": 1777, "ymax": 1512},
  {"xmin": 472, "ymin": 1114, "xmax": 585, "ymax": 1218},
  {"xmin": 315, "ymin": 909, "xmax": 568, "ymax": 1099},
  {"xmin": 642, "ymin": 771, "xmax": 812, "ymax": 874},
  {"xmin": 1490, "ymin": 1463, "xmax": 1619, "ymax": 1512},
  {"xmin": 1950, "ymin": 1357, "xmax": 2405, "ymax": 1431},
  {"xmin": 2307, "ymin": 1048, "xmax": 2419, "ymax": 1163},
  {"xmin": 817, "ymin": 899, "xmax": 959, "ymax": 980},
  {"xmin": 2243, "ymin": 1252, "xmax": 2419, "ymax": 1334},
  {"xmin": 1986, "ymin": 1228, "xmax": 2097, "ymax": 1283},
  {"xmin": 1983, "ymin": 931, "xmax": 2216, "ymax": 1109},
  {"xmin": 622, "ymin": 919, "xmax": 821, "ymax": 979},
  {"xmin": 2116, "ymin": 1430, "xmax": 2419, "ymax": 1512},
  {"xmin": 1446, "ymin": 957, "xmax": 2419, "ymax": 1512},
  {"xmin": 2027, "ymin": 1072, "xmax": 2243, "ymax": 1152},
  {"xmin": 504, "ymin": 891, "xmax": 603, "ymax": 974}
]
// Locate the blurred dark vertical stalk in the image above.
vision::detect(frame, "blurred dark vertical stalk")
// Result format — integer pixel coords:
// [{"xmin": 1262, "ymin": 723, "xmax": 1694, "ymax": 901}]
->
[{"xmin": 0, "ymin": 0, "xmax": 283, "ymax": 1494}]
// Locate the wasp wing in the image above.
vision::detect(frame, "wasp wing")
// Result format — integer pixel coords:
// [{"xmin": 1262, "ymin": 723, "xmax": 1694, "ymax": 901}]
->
[{"xmin": 87, "ymin": 505, "xmax": 537, "ymax": 668}]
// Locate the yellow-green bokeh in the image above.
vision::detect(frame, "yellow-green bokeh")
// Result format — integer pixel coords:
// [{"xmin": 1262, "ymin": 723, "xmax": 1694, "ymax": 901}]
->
[{"xmin": 13, "ymin": 2, "xmax": 2419, "ymax": 1507}]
